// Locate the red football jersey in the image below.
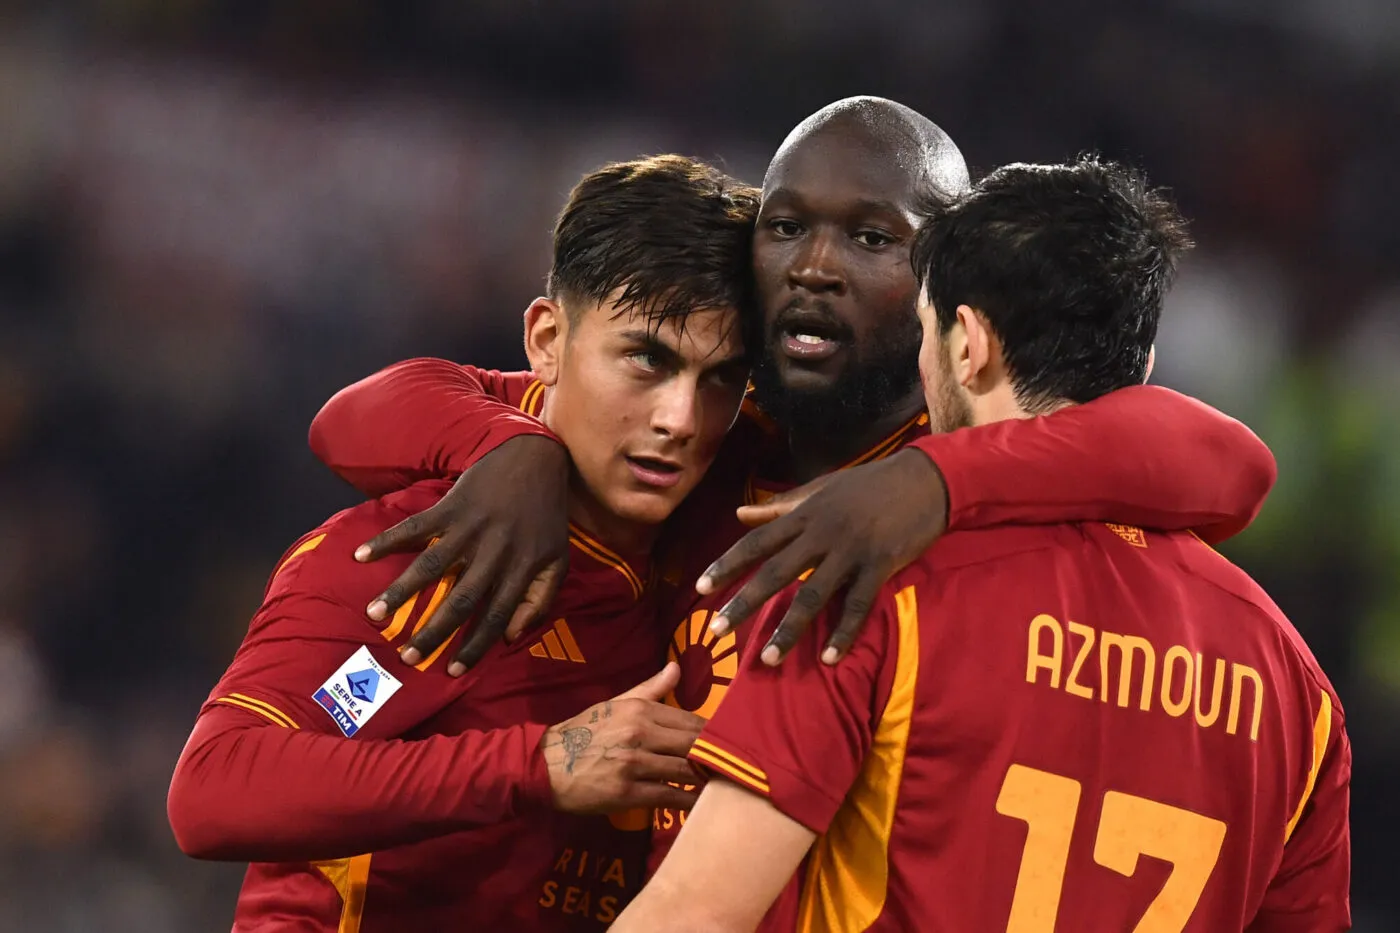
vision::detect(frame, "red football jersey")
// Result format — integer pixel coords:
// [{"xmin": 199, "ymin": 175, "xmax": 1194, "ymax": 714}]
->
[
  {"xmin": 305, "ymin": 362, "xmax": 1285, "ymax": 888},
  {"xmin": 309, "ymin": 361, "xmax": 559, "ymax": 497},
  {"xmin": 694, "ymin": 522, "xmax": 1350, "ymax": 932},
  {"xmin": 177, "ymin": 477, "xmax": 662, "ymax": 932},
  {"xmin": 644, "ymin": 410, "xmax": 931, "ymax": 873}
]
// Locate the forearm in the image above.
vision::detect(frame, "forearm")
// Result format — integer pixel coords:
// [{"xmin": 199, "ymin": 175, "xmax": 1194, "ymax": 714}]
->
[
  {"xmin": 612, "ymin": 886, "xmax": 751, "ymax": 933},
  {"xmin": 915, "ymin": 385, "xmax": 1276, "ymax": 543},
  {"xmin": 168, "ymin": 708, "xmax": 551, "ymax": 861},
  {"xmin": 308, "ymin": 358, "xmax": 559, "ymax": 496}
]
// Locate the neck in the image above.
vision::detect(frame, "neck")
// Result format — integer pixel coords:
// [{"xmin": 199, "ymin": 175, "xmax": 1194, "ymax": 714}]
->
[
  {"xmin": 540, "ymin": 392, "xmax": 654, "ymax": 557},
  {"xmin": 970, "ymin": 384, "xmax": 1074, "ymax": 427},
  {"xmin": 565, "ymin": 475, "xmax": 657, "ymax": 559},
  {"xmin": 786, "ymin": 387, "xmax": 926, "ymax": 483}
]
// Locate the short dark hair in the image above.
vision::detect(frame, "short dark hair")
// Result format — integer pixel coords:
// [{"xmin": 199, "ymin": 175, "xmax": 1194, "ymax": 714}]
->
[
  {"xmin": 547, "ymin": 155, "xmax": 760, "ymax": 333},
  {"xmin": 911, "ymin": 155, "xmax": 1193, "ymax": 410}
]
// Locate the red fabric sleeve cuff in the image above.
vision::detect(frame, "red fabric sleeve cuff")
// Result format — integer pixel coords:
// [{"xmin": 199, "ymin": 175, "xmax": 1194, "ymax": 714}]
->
[
  {"xmin": 514, "ymin": 721, "xmax": 557, "ymax": 812},
  {"xmin": 688, "ymin": 735, "xmax": 843, "ymax": 834}
]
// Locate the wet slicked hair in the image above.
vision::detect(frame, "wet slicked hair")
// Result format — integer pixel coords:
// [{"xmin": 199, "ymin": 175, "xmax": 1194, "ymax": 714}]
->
[
  {"xmin": 766, "ymin": 96, "xmax": 970, "ymax": 202},
  {"xmin": 547, "ymin": 155, "xmax": 760, "ymax": 331}
]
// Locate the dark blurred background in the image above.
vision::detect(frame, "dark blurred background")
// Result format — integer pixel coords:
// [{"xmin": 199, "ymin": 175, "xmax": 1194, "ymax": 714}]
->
[{"xmin": 0, "ymin": 0, "xmax": 1395, "ymax": 929}]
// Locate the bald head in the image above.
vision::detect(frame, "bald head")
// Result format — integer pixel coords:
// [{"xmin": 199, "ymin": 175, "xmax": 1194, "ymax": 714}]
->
[
  {"xmin": 766, "ymin": 96, "xmax": 969, "ymax": 202},
  {"xmin": 747, "ymin": 98, "xmax": 968, "ymax": 456}
]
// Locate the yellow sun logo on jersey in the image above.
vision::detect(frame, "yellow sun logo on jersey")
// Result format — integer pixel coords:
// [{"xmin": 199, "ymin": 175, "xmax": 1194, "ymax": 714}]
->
[{"xmin": 664, "ymin": 609, "xmax": 739, "ymax": 720}]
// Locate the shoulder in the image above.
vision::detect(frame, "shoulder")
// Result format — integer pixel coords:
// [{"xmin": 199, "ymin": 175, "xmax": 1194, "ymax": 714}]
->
[
  {"xmin": 1158, "ymin": 532, "xmax": 1341, "ymax": 707},
  {"xmin": 900, "ymin": 524, "xmax": 1067, "ymax": 582},
  {"xmin": 262, "ymin": 480, "xmax": 454, "ymax": 607},
  {"xmin": 471, "ymin": 367, "xmax": 544, "ymax": 412}
]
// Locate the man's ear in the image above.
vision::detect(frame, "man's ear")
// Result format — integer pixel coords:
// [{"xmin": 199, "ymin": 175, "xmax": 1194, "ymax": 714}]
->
[
  {"xmin": 952, "ymin": 303, "xmax": 996, "ymax": 389},
  {"xmin": 524, "ymin": 297, "xmax": 566, "ymax": 386},
  {"xmin": 1144, "ymin": 345, "xmax": 1156, "ymax": 384}
]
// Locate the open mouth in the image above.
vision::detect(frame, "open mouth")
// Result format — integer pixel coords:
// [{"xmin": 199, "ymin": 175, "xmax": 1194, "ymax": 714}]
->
[
  {"xmin": 626, "ymin": 456, "xmax": 683, "ymax": 488},
  {"xmin": 779, "ymin": 323, "xmax": 845, "ymax": 362},
  {"xmin": 774, "ymin": 305, "xmax": 851, "ymax": 363}
]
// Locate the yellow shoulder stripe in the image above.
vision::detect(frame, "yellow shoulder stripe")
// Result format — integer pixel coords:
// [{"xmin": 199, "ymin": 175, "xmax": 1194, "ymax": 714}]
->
[
  {"xmin": 378, "ymin": 592, "xmax": 420, "ymax": 643},
  {"xmin": 1285, "ymin": 690, "xmax": 1333, "ymax": 842},
  {"xmin": 273, "ymin": 533, "xmax": 327, "ymax": 579},
  {"xmin": 410, "ymin": 575, "xmax": 458, "ymax": 671},
  {"xmin": 373, "ymin": 575, "xmax": 460, "ymax": 670},
  {"xmin": 796, "ymin": 584, "xmax": 920, "ymax": 931}
]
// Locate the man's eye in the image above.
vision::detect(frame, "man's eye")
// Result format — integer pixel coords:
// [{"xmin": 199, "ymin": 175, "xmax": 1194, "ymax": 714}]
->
[
  {"xmin": 768, "ymin": 219, "xmax": 803, "ymax": 238},
  {"xmin": 628, "ymin": 351, "xmax": 663, "ymax": 372},
  {"xmin": 853, "ymin": 229, "xmax": 896, "ymax": 248}
]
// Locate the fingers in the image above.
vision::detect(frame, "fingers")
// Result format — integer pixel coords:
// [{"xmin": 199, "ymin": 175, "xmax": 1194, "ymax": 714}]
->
[
  {"xmin": 759, "ymin": 559, "xmax": 849, "ymax": 666},
  {"xmin": 629, "ymin": 750, "xmax": 702, "ymax": 788},
  {"xmin": 707, "ymin": 535, "xmax": 819, "ymax": 637},
  {"xmin": 627, "ymin": 781, "xmax": 700, "ymax": 814},
  {"xmin": 638, "ymin": 723, "xmax": 705, "ymax": 757},
  {"xmin": 823, "ymin": 570, "xmax": 884, "ymax": 665},
  {"xmin": 355, "ymin": 511, "xmax": 432, "ymax": 564},
  {"xmin": 450, "ymin": 584, "xmax": 515, "ymax": 672},
  {"xmin": 448, "ymin": 568, "xmax": 534, "ymax": 675},
  {"xmin": 366, "ymin": 533, "xmax": 466, "ymax": 622},
  {"xmin": 646, "ymin": 703, "xmax": 707, "ymax": 735},
  {"xmin": 696, "ymin": 517, "xmax": 802, "ymax": 598},
  {"xmin": 734, "ymin": 503, "xmax": 783, "ymax": 528},
  {"xmin": 616, "ymin": 662, "xmax": 681, "ymax": 702},
  {"xmin": 733, "ymin": 475, "xmax": 834, "ymax": 528},
  {"xmin": 397, "ymin": 547, "xmax": 500, "ymax": 663},
  {"xmin": 504, "ymin": 560, "xmax": 568, "ymax": 642}
]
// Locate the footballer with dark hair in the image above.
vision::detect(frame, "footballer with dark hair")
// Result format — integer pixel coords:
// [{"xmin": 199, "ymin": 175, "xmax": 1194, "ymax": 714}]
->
[
  {"xmin": 306, "ymin": 99, "xmax": 1282, "ymax": 887},
  {"xmin": 618, "ymin": 156, "xmax": 1350, "ymax": 933},
  {"xmin": 168, "ymin": 155, "xmax": 758, "ymax": 931}
]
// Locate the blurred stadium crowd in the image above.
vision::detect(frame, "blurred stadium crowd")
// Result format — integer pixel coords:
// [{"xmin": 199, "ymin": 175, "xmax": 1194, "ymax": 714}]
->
[{"xmin": 0, "ymin": 1, "xmax": 1395, "ymax": 929}]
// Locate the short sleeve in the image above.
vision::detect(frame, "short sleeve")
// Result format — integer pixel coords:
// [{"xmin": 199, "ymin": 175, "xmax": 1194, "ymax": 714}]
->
[
  {"xmin": 1247, "ymin": 699, "xmax": 1352, "ymax": 933},
  {"xmin": 689, "ymin": 590, "xmax": 899, "ymax": 833}
]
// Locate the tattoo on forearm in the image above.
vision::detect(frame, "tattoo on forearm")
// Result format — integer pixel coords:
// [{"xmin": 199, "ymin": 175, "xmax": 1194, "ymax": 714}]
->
[{"xmin": 561, "ymin": 726, "xmax": 592, "ymax": 774}]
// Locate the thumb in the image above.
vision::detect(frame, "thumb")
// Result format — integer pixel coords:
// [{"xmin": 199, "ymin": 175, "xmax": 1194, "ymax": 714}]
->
[
  {"xmin": 616, "ymin": 661, "xmax": 680, "ymax": 702},
  {"xmin": 504, "ymin": 565, "xmax": 566, "ymax": 641}
]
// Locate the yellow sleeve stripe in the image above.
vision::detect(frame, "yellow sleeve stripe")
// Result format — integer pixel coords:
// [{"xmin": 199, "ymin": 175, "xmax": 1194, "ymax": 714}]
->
[
  {"xmin": 519, "ymin": 380, "xmax": 545, "ymax": 417},
  {"xmin": 690, "ymin": 747, "xmax": 772, "ymax": 795},
  {"xmin": 1284, "ymin": 690, "xmax": 1333, "ymax": 842},
  {"xmin": 215, "ymin": 694, "xmax": 300, "ymax": 729},
  {"xmin": 691, "ymin": 738, "xmax": 770, "ymax": 784},
  {"xmin": 274, "ymin": 533, "xmax": 327, "ymax": 579},
  {"xmin": 568, "ymin": 527, "xmax": 644, "ymax": 599},
  {"xmin": 225, "ymin": 693, "xmax": 300, "ymax": 728}
]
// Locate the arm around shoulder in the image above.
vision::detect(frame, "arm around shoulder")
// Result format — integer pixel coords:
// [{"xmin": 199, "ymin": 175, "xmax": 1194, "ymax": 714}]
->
[
  {"xmin": 308, "ymin": 358, "xmax": 559, "ymax": 496},
  {"xmin": 913, "ymin": 384, "xmax": 1276, "ymax": 543}
]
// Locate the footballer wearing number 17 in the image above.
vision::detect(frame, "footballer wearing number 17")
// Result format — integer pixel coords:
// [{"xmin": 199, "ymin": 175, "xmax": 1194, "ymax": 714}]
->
[{"xmin": 617, "ymin": 158, "xmax": 1351, "ymax": 933}]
